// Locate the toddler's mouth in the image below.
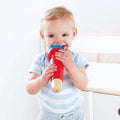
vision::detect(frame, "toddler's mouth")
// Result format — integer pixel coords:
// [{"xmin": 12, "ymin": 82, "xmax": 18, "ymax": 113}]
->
[
  {"xmin": 51, "ymin": 44, "xmax": 68, "ymax": 50},
  {"xmin": 61, "ymin": 45, "xmax": 68, "ymax": 50}
]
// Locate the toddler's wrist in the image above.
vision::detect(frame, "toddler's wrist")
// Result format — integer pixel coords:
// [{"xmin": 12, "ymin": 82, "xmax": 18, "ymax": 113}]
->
[
  {"xmin": 65, "ymin": 62, "xmax": 75, "ymax": 71},
  {"xmin": 37, "ymin": 76, "xmax": 45, "ymax": 86}
]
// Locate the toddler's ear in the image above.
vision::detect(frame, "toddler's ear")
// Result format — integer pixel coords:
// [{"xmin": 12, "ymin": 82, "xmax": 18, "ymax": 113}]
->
[
  {"xmin": 40, "ymin": 30, "xmax": 44, "ymax": 40},
  {"xmin": 73, "ymin": 28, "xmax": 77, "ymax": 39}
]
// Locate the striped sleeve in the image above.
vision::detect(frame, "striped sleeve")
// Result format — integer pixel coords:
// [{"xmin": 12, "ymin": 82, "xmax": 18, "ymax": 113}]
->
[
  {"xmin": 29, "ymin": 53, "xmax": 44, "ymax": 75},
  {"xmin": 71, "ymin": 51, "xmax": 89, "ymax": 69}
]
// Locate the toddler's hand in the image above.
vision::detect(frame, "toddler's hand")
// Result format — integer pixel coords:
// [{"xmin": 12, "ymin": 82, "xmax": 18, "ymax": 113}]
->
[
  {"xmin": 41, "ymin": 64, "xmax": 57, "ymax": 86},
  {"xmin": 55, "ymin": 49, "xmax": 74, "ymax": 70}
]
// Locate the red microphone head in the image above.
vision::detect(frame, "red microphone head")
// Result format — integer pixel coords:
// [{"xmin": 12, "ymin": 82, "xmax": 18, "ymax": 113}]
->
[{"xmin": 47, "ymin": 46, "xmax": 64, "ymax": 62}]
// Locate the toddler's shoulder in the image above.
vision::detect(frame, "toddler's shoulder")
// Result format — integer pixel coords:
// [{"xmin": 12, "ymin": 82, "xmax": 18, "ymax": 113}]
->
[
  {"xmin": 34, "ymin": 52, "xmax": 46, "ymax": 62},
  {"xmin": 69, "ymin": 48, "xmax": 83, "ymax": 59},
  {"xmin": 31, "ymin": 52, "xmax": 47, "ymax": 68},
  {"xmin": 70, "ymin": 48, "xmax": 89, "ymax": 68}
]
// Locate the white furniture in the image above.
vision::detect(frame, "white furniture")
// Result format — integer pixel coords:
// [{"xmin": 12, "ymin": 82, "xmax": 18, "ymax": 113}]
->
[
  {"xmin": 82, "ymin": 92, "xmax": 120, "ymax": 120},
  {"xmin": 93, "ymin": 93, "xmax": 120, "ymax": 120},
  {"xmin": 82, "ymin": 62, "xmax": 120, "ymax": 120}
]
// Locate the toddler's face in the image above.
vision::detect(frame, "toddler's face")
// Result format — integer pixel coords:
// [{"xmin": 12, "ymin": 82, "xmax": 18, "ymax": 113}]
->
[{"xmin": 40, "ymin": 18, "xmax": 77, "ymax": 50}]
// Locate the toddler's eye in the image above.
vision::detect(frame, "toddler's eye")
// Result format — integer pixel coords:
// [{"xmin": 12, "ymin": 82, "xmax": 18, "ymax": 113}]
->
[
  {"xmin": 49, "ymin": 34, "xmax": 54, "ymax": 38},
  {"xmin": 62, "ymin": 34, "xmax": 68, "ymax": 37}
]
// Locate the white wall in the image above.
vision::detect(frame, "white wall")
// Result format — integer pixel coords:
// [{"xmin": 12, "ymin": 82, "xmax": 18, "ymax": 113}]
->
[
  {"xmin": 0, "ymin": 1, "xmax": 40, "ymax": 120},
  {"xmin": 72, "ymin": 36, "xmax": 120, "ymax": 53},
  {"xmin": 0, "ymin": 0, "xmax": 120, "ymax": 120}
]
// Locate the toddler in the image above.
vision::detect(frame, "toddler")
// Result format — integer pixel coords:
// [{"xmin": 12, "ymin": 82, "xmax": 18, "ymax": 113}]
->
[{"xmin": 26, "ymin": 6, "xmax": 88, "ymax": 120}]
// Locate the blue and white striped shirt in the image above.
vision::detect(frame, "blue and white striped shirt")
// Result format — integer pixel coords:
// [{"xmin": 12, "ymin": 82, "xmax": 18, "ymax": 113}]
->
[{"xmin": 29, "ymin": 49, "xmax": 88, "ymax": 114}]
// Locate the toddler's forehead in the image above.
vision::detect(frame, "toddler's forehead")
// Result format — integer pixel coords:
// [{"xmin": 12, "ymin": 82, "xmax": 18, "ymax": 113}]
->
[
  {"xmin": 43, "ymin": 20, "xmax": 73, "ymax": 33},
  {"xmin": 42, "ymin": 18, "xmax": 74, "ymax": 29}
]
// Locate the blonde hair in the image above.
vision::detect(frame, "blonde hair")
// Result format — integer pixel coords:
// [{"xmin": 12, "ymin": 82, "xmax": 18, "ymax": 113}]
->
[{"xmin": 41, "ymin": 6, "xmax": 75, "ymax": 30}]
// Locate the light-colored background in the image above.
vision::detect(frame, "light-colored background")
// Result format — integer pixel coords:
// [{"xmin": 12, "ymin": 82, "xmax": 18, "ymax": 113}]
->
[{"xmin": 0, "ymin": 0, "xmax": 120, "ymax": 120}]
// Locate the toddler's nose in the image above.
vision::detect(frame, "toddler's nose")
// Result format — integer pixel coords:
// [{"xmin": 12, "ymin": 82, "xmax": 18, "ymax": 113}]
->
[{"xmin": 55, "ymin": 38, "xmax": 63, "ymax": 45}]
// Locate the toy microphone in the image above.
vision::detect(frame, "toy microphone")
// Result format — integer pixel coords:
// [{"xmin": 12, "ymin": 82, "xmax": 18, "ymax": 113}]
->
[{"xmin": 47, "ymin": 46, "xmax": 64, "ymax": 93}]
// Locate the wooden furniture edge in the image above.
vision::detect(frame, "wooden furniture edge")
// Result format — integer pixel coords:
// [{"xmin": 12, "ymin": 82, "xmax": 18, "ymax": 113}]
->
[{"xmin": 83, "ymin": 88, "xmax": 120, "ymax": 96}]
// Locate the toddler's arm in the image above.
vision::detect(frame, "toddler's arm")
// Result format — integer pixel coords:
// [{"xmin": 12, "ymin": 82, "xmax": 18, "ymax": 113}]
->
[
  {"xmin": 66, "ymin": 65, "xmax": 88, "ymax": 90},
  {"xmin": 55, "ymin": 50, "xmax": 88, "ymax": 90},
  {"xmin": 26, "ymin": 63, "xmax": 57, "ymax": 95}
]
